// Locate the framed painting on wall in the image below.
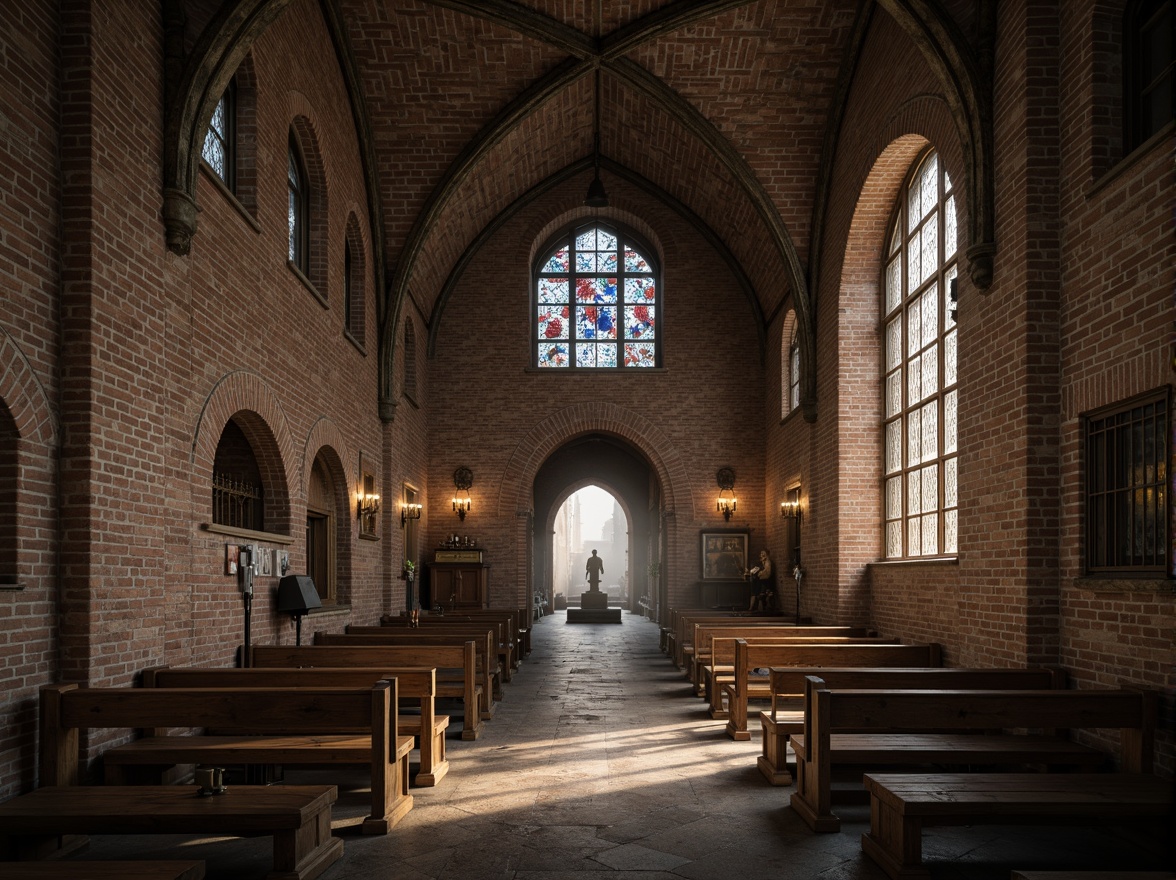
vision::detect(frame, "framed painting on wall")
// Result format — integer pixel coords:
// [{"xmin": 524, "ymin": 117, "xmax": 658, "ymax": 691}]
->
[{"xmin": 700, "ymin": 529, "xmax": 748, "ymax": 580}]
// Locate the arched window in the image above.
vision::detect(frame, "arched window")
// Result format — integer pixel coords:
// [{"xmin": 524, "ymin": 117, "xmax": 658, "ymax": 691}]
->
[
  {"xmin": 201, "ymin": 79, "xmax": 236, "ymax": 189},
  {"xmin": 1124, "ymin": 0, "xmax": 1174, "ymax": 151},
  {"xmin": 881, "ymin": 149, "xmax": 959, "ymax": 559},
  {"xmin": 212, "ymin": 419, "xmax": 265, "ymax": 532},
  {"xmin": 534, "ymin": 222, "xmax": 659, "ymax": 368},
  {"xmin": 288, "ymin": 133, "xmax": 309, "ymax": 273},
  {"xmin": 788, "ymin": 322, "xmax": 800, "ymax": 416},
  {"xmin": 343, "ymin": 215, "xmax": 366, "ymax": 346},
  {"xmin": 306, "ymin": 454, "xmax": 337, "ymax": 604},
  {"xmin": 780, "ymin": 311, "xmax": 799, "ymax": 419}
]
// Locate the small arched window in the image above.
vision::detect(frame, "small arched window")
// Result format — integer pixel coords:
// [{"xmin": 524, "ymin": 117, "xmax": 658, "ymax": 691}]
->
[
  {"xmin": 534, "ymin": 222, "xmax": 660, "ymax": 368},
  {"xmin": 288, "ymin": 134, "xmax": 309, "ymax": 273},
  {"xmin": 343, "ymin": 216, "xmax": 366, "ymax": 346},
  {"xmin": 881, "ymin": 149, "xmax": 959, "ymax": 559},
  {"xmin": 202, "ymin": 79, "xmax": 236, "ymax": 189},
  {"xmin": 1125, "ymin": 0, "xmax": 1174, "ymax": 151},
  {"xmin": 788, "ymin": 323, "xmax": 800, "ymax": 415},
  {"xmin": 212, "ymin": 419, "xmax": 265, "ymax": 532}
]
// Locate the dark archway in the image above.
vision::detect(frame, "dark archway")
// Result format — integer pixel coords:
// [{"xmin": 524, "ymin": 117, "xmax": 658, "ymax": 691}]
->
[{"xmin": 532, "ymin": 433, "xmax": 656, "ymax": 615}]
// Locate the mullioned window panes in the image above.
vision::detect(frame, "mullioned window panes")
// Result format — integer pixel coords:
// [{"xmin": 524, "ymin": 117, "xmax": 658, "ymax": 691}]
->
[
  {"xmin": 882, "ymin": 150, "xmax": 959, "ymax": 559},
  {"xmin": 202, "ymin": 82, "xmax": 235, "ymax": 189},
  {"xmin": 535, "ymin": 224, "xmax": 659, "ymax": 368}
]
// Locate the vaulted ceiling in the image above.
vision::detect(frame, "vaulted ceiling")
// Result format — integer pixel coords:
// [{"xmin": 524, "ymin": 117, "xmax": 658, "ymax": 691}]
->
[{"xmin": 162, "ymin": 0, "xmax": 992, "ymax": 421}]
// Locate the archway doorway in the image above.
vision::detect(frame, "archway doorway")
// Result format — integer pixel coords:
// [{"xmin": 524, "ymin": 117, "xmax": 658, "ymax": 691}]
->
[
  {"xmin": 553, "ymin": 486, "xmax": 628, "ymax": 609},
  {"xmin": 532, "ymin": 434, "xmax": 659, "ymax": 616}
]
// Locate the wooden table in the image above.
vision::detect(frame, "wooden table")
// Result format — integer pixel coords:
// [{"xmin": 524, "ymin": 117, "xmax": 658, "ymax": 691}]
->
[{"xmin": 0, "ymin": 785, "xmax": 342, "ymax": 880}]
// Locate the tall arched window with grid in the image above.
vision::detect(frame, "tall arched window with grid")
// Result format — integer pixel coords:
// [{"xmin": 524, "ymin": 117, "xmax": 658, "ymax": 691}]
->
[
  {"xmin": 881, "ymin": 149, "xmax": 959, "ymax": 559},
  {"xmin": 534, "ymin": 223, "xmax": 659, "ymax": 368}
]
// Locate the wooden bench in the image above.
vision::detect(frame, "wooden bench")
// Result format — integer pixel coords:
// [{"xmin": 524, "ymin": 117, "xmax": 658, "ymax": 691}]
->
[
  {"xmin": 0, "ymin": 784, "xmax": 342, "ymax": 879},
  {"xmin": 370, "ymin": 617, "xmax": 518, "ymax": 677},
  {"xmin": 347, "ymin": 622, "xmax": 510, "ymax": 690},
  {"xmin": 41, "ymin": 682, "xmax": 412, "ymax": 835},
  {"xmin": 720, "ymin": 641, "xmax": 942, "ymax": 740},
  {"xmin": 251, "ymin": 643, "xmax": 483, "ymax": 740},
  {"xmin": 142, "ymin": 666, "xmax": 449, "ymax": 787},
  {"xmin": 756, "ymin": 666, "xmax": 1069, "ymax": 785},
  {"xmin": 662, "ymin": 607, "xmax": 746, "ymax": 655},
  {"xmin": 3, "ymin": 861, "xmax": 205, "ymax": 880},
  {"xmin": 670, "ymin": 612, "xmax": 795, "ymax": 670},
  {"xmin": 790, "ymin": 683, "xmax": 1146, "ymax": 831},
  {"xmin": 318, "ymin": 629, "xmax": 501, "ymax": 707},
  {"xmin": 860, "ymin": 772, "xmax": 1173, "ymax": 880},
  {"xmin": 698, "ymin": 631, "xmax": 893, "ymax": 707},
  {"xmin": 689, "ymin": 624, "xmax": 877, "ymax": 696}
]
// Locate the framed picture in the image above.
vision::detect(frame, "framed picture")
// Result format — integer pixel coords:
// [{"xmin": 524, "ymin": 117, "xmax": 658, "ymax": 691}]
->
[{"xmin": 700, "ymin": 529, "xmax": 748, "ymax": 580}]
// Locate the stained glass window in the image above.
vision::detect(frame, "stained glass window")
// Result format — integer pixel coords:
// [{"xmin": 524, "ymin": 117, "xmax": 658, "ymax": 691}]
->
[
  {"xmin": 202, "ymin": 81, "xmax": 235, "ymax": 189},
  {"xmin": 288, "ymin": 134, "xmax": 308, "ymax": 271},
  {"xmin": 534, "ymin": 223, "xmax": 659, "ymax": 368},
  {"xmin": 881, "ymin": 150, "xmax": 958, "ymax": 559}
]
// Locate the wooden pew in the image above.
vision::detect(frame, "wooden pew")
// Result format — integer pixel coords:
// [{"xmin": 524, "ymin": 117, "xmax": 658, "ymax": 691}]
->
[
  {"xmin": 319, "ymin": 629, "xmax": 500, "ymax": 707},
  {"xmin": 670, "ymin": 612, "xmax": 795, "ymax": 669},
  {"xmin": 757, "ymin": 666, "xmax": 1068, "ymax": 784},
  {"xmin": 790, "ymin": 682, "xmax": 1146, "ymax": 831},
  {"xmin": 356, "ymin": 619, "xmax": 514, "ymax": 686},
  {"xmin": 694, "ymin": 628, "xmax": 888, "ymax": 703},
  {"xmin": 860, "ymin": 772, "xmax": 1172, "ymax": 880},
  {"xmin": 3, "ymin": 862, "xmax": 206, "ymax": 880},
  {"xmin": 372, "ymin": 617, "xmax": 517, "ymax": 677},
  {"xmin": 721, "ymin": 641, "xmax": 943, "ymax": 740},
  {"xmin": 251, "ymin": 643, "xmax": 484, "ymax": 741},
  {"xmin": 142, "ymin": 666, "xmax": 449, "ymax": 787},
  {"xmin": 0, "ymin": 784, "xmax": 341, "ymax": 879},
  {"xmin": 380, "ymin": 608, "xmax": 530, "ymax": 660},
  {"xmin": 41, "ymin": 681, "xmax": 412, "ymax": 835}
]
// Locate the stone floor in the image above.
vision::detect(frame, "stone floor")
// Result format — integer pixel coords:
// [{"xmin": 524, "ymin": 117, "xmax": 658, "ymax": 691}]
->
[{"xmin": 79, "ymin": 609, "xmax": 1169, "ymax": 879}]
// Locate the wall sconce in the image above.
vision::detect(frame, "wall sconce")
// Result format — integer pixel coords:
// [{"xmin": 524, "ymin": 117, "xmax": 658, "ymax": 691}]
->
[
  {"xmin": 452, "ymin": 466, "xmax": 473, "ymax": 521},
  {"xmin": 400, "ymin": 502, "xmax": 422, "ymax": 527},
  {"xmin": 781, "ymin": 493, "xmax": 802, "ymax": 524},
  {"xmin": 357, "ymin": 476, "xmax": 381, "ymax": 520},
  {"xmin": 715, "ymin": 467, "xmax": 737, "ymax": 522}
]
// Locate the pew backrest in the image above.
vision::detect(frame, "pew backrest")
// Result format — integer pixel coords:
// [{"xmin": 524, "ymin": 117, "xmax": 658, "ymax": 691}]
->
[
  {"xmin": 39, "ymin": 681, "xmax": 395, "ymax": 788},
  {"xmin": 803, "ymin": 677, "xmax": 1157, "ymax": 772}
]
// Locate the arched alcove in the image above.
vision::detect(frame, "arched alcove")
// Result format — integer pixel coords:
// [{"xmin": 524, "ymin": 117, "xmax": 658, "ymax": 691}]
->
[{"xmin": 532, "ymin": 433, "xmax": 655, "ymax": 615}]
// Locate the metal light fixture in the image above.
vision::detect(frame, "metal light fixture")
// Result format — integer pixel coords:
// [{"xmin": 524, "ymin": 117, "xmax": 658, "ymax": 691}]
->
[
  {"xmin": 357, "ymin": 477, "xmax": 381, "ymax": 520},
  {"xmin": 400, "ymin": 502, "xmax": 422, "ymax": 527},
  {"xmin": 715, "ymin": 467, "xmax": 737, "ymax": 522},
  {"xmin": 781, "ymin": 497, "xmax": 802, "ymax": 524},
  {"xmin": 277, "ymin": 574, "xmax": 321, "ymax": 646},
  {"xmin": 452, "ymin": 467, "xmax": 473, "ymax": 521}
]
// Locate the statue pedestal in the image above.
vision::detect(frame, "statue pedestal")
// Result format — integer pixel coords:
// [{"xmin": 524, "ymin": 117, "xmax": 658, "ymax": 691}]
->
[
  {"xmin": 567, "ymin": 588, "xmax": 621, "ymax": 623},
  {"xmin": 580, "ymin": 589, "xmax": 609, "ymax": 610}
]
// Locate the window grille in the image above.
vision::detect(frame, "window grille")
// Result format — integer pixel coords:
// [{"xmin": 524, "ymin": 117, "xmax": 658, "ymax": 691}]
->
[
  {"xmin": 213, "ymin": 473, "xmax": 263, "ymax": 532},
  {"xmin": 1085, "ymin": 389, "xmax": 1170, "ymax": 573}
]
